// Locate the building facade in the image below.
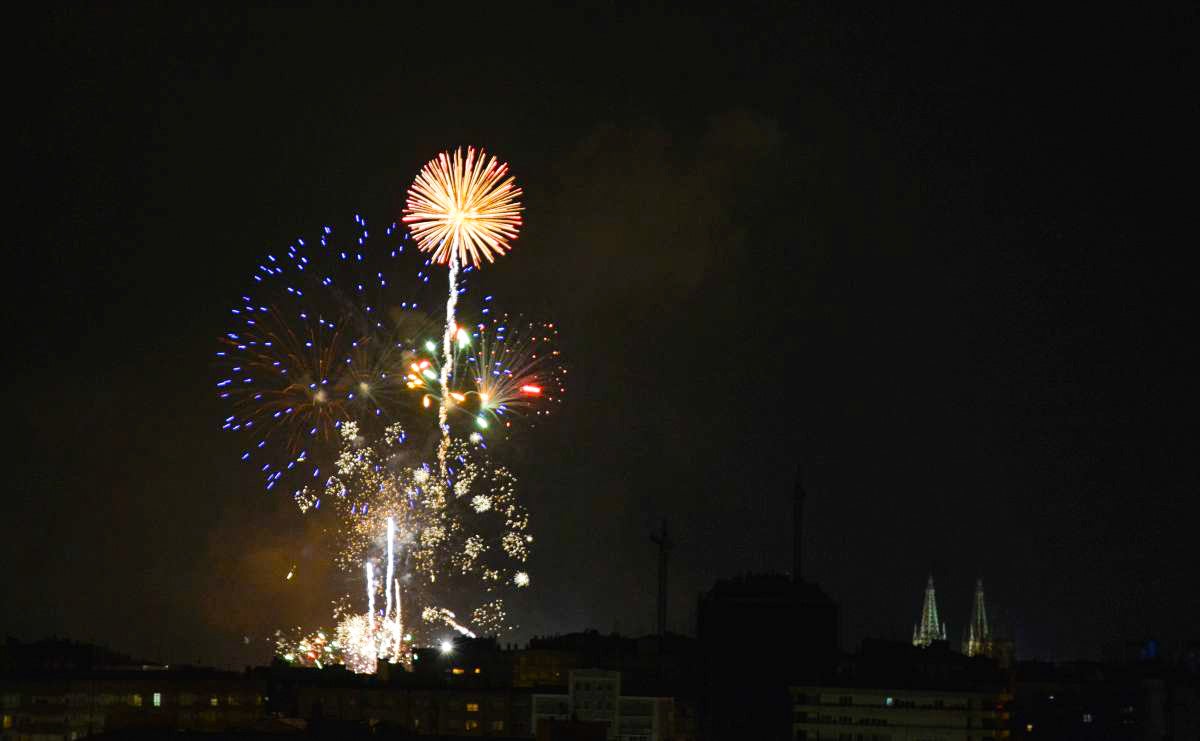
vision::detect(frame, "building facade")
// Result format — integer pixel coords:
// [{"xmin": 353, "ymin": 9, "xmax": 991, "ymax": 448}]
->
[
  {"xmin": 791, "ymin": 685, "xmax": 1011, "ymax": 741},
  {"xmin": 294, "ymin": 683, "xmax": 533, "ymax": 736},
  {"xmin": 1012, "ymin": 658, "xmax": 1200, "ymax": 741},
  {"xmin": 531, "ymin": 669, "xmax": 674, "ymax": 741},
  {"xmin": 0, "ymin": 671, "xmax": 268, "ymax": 740}
]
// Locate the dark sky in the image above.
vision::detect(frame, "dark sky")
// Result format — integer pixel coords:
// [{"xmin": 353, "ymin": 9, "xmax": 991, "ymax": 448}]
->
[{"xmin": 6, "ymin": 4, "xmax": 1195, "ymax": 668}]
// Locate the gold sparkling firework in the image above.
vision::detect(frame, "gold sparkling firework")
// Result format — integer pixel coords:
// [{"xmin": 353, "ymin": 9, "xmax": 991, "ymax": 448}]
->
[
  {"xmin": 273, "ymin": 627, "xmax": 339, "ymax": 669},
  {"xmin": 317, "ymin": 422, "xmax": 532, "ymax": 648},
  {"xmin": 403, "ymin": 147, "xmax": 523, "ymax": 473},
  {"xmin": 402, "ymin": 147, "xmax": 524, "ymax": 268}
]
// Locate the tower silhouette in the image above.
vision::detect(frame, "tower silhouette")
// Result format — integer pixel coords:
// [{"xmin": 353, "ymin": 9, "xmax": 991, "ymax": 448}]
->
[
  {"xmin": 793, "ymin": 466, "xmax": 807, "ymax": 581},
  {"xmin": 650, "ymin": 519, "xmax": 671, "ymax": 635}
]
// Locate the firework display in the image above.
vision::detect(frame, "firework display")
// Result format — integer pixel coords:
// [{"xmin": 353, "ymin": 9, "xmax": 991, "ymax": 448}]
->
[
  {"xmin": 403, "ymin": 148, "xmax": 524, "ymax": 476},
  {"xmin": 222, "ymin": 150, "xmax": 547, "ymax": 674},
  {"xmin": 272, "ymin": 435, "xmax": 522, "ymax": 672},
  {"xmin": 403, "ymin": 147, "xmax": 523, "ymax": 268},
  {"xmin": 215, "ymin": 215, "xmax": 453, "ymax": 505},
  {"xmin": 323, "ymin": 422, "xmax": 530, "ymax": 642},
  {"xmin": 272, "ymin": 627, "xmax": 339, "ymax": 668},
  {"xmin": 402, "ymin": 314, "xmax": 566, "ymax": 434},
  {"xmin": 465, "ymin": 315, "xmax": 566, "ymax": 430}
]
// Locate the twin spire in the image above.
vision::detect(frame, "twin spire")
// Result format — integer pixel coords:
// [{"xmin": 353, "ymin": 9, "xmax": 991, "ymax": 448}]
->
[
  {"xmin": 962, "ymin": 577, "xmax": 991, "ymax": 657},
  {"xmin": 911, "ymin": 574, "xmax": 993, "ymax": 654},
  {"xmin": 912, "ymin": 574, "xmax": 948, "ymax": 647}
]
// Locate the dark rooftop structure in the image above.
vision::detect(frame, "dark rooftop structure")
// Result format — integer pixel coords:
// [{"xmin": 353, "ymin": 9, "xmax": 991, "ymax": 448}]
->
[
  {"xmin": 838, "ymin": 638, "xmax": 1008, "ymax": 691},
  {"xmin": 696, "ymin": 471, "xmax": 841, "ymax": 741}
]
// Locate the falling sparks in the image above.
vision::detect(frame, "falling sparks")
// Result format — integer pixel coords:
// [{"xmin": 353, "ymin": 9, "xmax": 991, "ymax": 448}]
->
[
  {"xmin": 284, "ymin": 422, "xmax": 533, "ymax": 657},
  {"xmin": 423, "ymin": 607, "xmax": 477, "ymax": 639}
]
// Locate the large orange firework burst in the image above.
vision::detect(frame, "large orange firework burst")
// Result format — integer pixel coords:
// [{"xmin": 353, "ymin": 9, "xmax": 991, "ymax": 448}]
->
[{"xmin": 402, "ymin": 147, "xmax": 523, "ymax": 267}]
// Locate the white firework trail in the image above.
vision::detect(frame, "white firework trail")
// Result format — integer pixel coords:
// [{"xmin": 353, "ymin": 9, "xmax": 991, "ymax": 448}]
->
[
  {"xmin": 437, "ymin": 247, "xmax": 460, "ymax": 476},
  {"xmin": 365, "ymin": 562, "xmax": 375, "ymax": 632},
  {"xmin": 385, "ymin": 517, "xmax": 395, "ymax": 627}
]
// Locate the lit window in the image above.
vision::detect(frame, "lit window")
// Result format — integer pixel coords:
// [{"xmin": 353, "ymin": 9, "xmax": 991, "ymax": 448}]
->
[
  {"xmin": 131, "ymin": 694, "xmax": 143, "ymax": 708},
  {"xmin": 152, "ymin": 693, "xmax": 162, "ymax": 708},
  {"xmin": 1026, "ymin": 723, "xmax": 1034, "ymax": 732},
  {"xmin": 466, "ymin": 703, "xmax": 480, "ymax": 712},
  {"xmin": 492, "ymin": 720, "xmax": 504, "ymax": 731},
  {"xmin": 474, "ymin": 667, "xmax": 481, "ymax": 674},
  {"xmin": 452, "ymin": 667, "xmax": 465, "ymax": 675},
  {"xmin": 210, "ymin": 696, "xmax": 219, "ymax": 707},
  {"xmin": 2, "ymin": 714, "xmax": 12, "ymax": 730},
  {"xmin": 1082, "ymin": 713, "xmax": 1093, "ymax": 724},
  {"xmin": 884, "ymin": 697, "xmax": 894, "ymax": 707},
  {"xmin": 465, "ymin": 719, "xmax": 479, "ymax": 730}
]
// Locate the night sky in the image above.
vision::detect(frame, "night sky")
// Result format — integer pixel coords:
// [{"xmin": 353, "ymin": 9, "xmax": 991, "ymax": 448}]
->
[{"xmin": 6, "ymin": 5, "xmax": 1195, "ymax": 668}]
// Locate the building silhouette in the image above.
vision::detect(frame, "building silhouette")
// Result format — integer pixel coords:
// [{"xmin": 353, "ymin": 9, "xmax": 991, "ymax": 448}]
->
[
  {"xmin": 792, "ymin": 639, "xmax": 1012, "ymax": 741},
  {"xmin": 697, "ymin": 470, "xmax": 839, "ymax": 740}
]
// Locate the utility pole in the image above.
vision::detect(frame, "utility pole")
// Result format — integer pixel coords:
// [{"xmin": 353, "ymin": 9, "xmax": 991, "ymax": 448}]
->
[
  {"xmin": 650, "ymin": 519, "xmax": 672, "ymax": 635},
  {"xmin": 794, "ymin": 466, "xmax": 806, "ymax": 583}
]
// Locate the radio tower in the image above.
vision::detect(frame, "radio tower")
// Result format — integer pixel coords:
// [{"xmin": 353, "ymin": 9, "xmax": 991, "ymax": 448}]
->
[
  {"xmin": 650, "ymin": 519, "xmax": 672, "ymax": 635},
  {"xmin": 793, "ymin": 466, "xmax": 806, "ymax": 582},
  {"xmin": 962, "ymin": 578, "xmax": 991, "ymax": 656},
  {"xmin": 912, "ymin": 574, "xmax": 948, "ymax": 647}
]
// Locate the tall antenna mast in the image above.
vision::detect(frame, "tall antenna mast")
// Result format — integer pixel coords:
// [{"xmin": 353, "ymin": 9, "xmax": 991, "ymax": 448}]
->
[{"xmin": 650, "ymin": 519, "xmax": 672, "ymax": 635}]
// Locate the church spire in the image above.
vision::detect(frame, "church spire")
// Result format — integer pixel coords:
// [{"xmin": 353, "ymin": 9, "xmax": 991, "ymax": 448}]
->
[
  {"xmin": 912, "ymin": 574, "xmax": 948, "ymax": 647},
  {"xmin": 963, "ymin": 577, "xmax": 991, "ymax": 656}
]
